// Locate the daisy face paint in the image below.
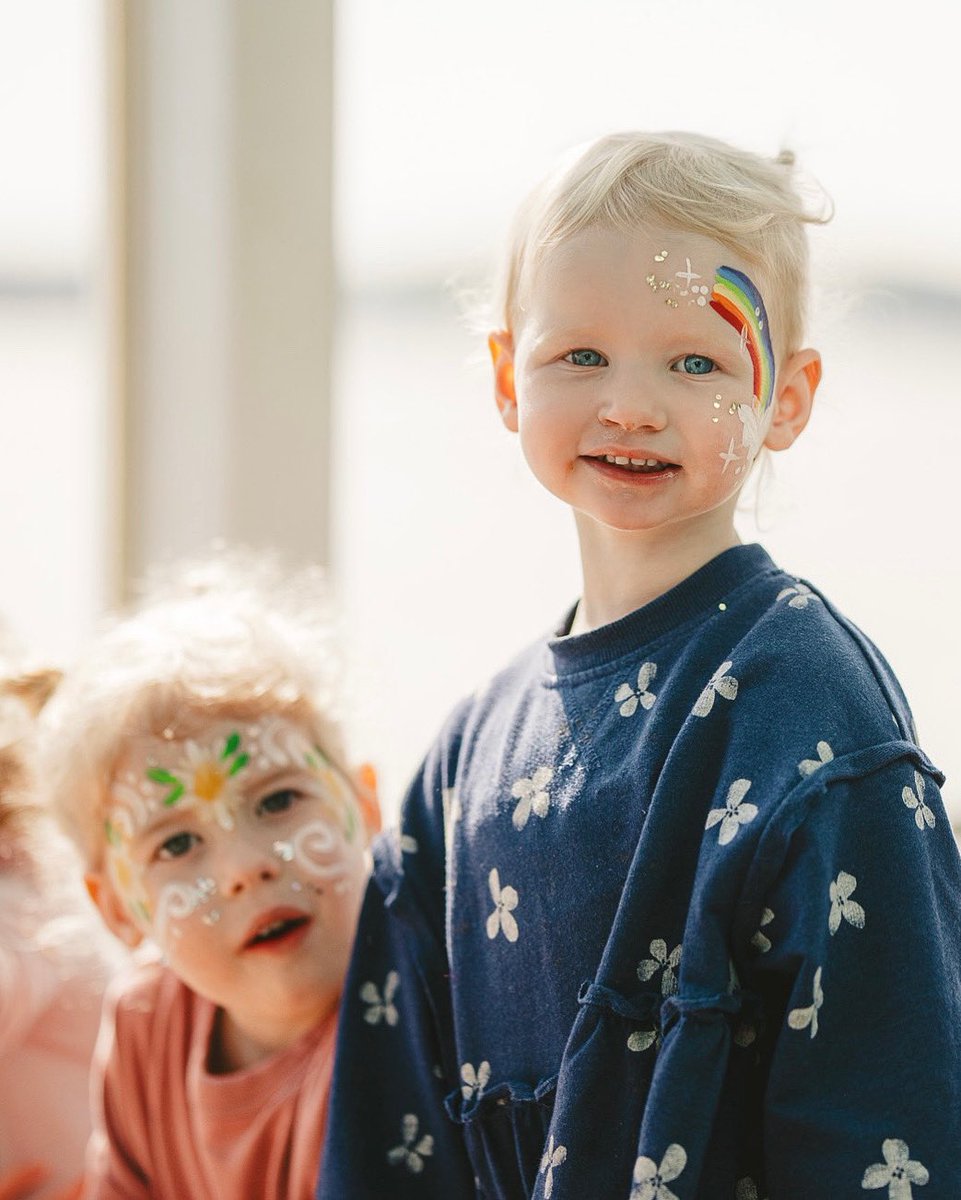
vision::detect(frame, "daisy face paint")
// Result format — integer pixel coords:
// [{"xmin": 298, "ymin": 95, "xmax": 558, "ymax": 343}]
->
[{"xmin": 101, "ymin": 715, "xmax": 371, "ymax": 1024}]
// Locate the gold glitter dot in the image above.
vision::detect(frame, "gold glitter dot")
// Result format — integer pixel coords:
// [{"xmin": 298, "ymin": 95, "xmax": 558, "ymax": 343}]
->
[
  {"xmin": 715, "ymin": 393, "xmax": 722, "ymax": 401},
  {"xmin": 665, "ymin": 298, "xmax": 678, "ymax": 308},
  {"xmin": 659, "ymin": 280, "xmax": 671, "ymax": 289},
  {"xmin": 713, "ymin": 401, "xmax": 721, "ymax": 409},
  {"xmin": 712, "ymin": 416, "xmax": 719, "ymax": 423},
  {"xmin": 728, "ymin": 403, "xmax": 738, "ymax": 415}
]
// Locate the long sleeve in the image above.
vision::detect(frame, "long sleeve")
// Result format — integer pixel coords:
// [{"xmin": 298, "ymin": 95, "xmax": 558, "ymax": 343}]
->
[
  {"xmin": 85, "ymin": 981, "xmax": 152, "ymax": 1200},
  {"xmin": 750, "ymin": 752, "xmax": 961, "ymax": 1199},
  {"xmin": 318, "ymin": 711, "xmax": 477, "ymax": 1199}
]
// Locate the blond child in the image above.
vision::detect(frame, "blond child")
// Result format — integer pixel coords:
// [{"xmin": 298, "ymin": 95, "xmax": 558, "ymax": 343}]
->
[
  {"xmin": 0, "ymin": 661, "xmax": 121, "ymax": 1200},
  {"xmin": 42, "ymin": 557, "xmax": 379, "ymax": 1199},
  {"xmin": 318, "ymin": 133, "xmax": 961, "ymax": 1198}
]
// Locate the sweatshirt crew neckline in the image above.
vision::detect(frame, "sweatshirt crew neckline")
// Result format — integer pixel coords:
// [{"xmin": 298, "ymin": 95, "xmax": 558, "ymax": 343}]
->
[{"xmin": 547, "ymin": 543, "xmax": 777, "ymax": 676}]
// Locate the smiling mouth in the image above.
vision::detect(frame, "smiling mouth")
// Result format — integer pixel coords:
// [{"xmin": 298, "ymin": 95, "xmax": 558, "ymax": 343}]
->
[
  {"xmin": 589, "ymin": 454, "xmax": 678, "ymax": 475},
  {"xmin": 245, "ymin": 915, "xmax": 310, "ymax": 949}
]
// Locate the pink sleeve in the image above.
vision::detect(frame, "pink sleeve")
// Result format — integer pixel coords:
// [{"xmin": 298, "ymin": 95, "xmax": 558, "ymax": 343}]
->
[{"xmin": 84, "ymin": 980, "xmax": 152, "ymax": 1200}]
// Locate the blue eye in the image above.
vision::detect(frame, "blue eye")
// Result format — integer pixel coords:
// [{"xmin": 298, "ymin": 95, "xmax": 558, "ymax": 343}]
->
[
  {"xmin": 565, "ymin": 349, "xmax": 607, "ymax": 367},
  {"xmin": 157, "ymin": 831, "xmax": 200, "ymax": 861},
  {"xmin": 257, "ymin": 788, "xmax": 299, "ymax": 817},
  {"xmin": 674, "ymin": 354, "xmax": 716, "ymax": 375}
]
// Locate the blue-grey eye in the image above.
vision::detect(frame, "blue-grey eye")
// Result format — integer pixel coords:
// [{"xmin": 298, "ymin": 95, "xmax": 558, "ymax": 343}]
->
[
  {"xmin": 257, "ymin": 788, "xmax": 299, "ymax": 816},
  {"xmin": 675, "ymin": 354, "xmax": 715, "ymax": 375},
  {"xmin": 565, "ymin": 349, "xmax": 606, "ymax": 367},
  {"xmin": 157, "ymin": 831, "xmax": 200, "ymax": 860}
]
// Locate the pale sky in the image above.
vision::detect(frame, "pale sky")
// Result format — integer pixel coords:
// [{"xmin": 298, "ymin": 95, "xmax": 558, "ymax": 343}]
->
[
  {"xmin": 0, "ymin": 1, "xmax": 101, "ymax": 277},
  {"xmin": 335, "ymin": 0, "xmax": 959, "ymax": 292},
  {"xmin": 1, "ymin": 2, "xmax": 957, "ymax": 293}
]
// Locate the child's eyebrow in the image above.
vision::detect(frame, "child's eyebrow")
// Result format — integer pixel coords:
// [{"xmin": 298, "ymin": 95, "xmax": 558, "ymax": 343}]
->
[
  {"xmin": 125, "ymin": 807, "xmax": 195, "ymax": 847},
  {"xmin": 525, "ymin": 324, "xmax": 602, "ymax": 350},
  {"xmin": 241, "ymin": 763, "xmax": 313, "ymax": 791}
]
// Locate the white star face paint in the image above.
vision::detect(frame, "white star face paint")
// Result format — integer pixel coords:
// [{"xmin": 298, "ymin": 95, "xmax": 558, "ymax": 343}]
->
[{"xmin": 100, "ymin": 714, "xmax": 373, "ymax": 1042}]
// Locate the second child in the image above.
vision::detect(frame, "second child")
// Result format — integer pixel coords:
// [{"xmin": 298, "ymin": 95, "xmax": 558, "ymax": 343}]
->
[{"xmin": 43, "ymin": 559, "xmax": 379, "ymax": 1199}]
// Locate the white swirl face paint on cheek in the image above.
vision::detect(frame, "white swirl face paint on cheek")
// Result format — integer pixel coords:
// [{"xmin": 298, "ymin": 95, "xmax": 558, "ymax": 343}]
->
[
  {"xmin": 153, "ymin": 876, "xmax": 218, "ymax": 944},
  {"xmin": 278, "ymin": 819, "xmax": 353, "ymax": 894}
]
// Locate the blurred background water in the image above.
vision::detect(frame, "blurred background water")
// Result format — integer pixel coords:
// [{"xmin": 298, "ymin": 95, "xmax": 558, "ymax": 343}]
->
[{"xmin": 2, "ymin": 0, "xmax": 958, "ymax": 822}]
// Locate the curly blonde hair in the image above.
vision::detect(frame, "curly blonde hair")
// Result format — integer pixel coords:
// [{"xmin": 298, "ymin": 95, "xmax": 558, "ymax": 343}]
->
[{"xmin": 42, "ymin": 549, "xmax": 346, "ymax": 870}]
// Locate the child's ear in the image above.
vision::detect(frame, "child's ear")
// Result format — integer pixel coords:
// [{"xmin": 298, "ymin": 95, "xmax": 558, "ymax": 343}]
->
[
  {"xmin": 764, "ymin": 348, "xmax": 821, "ymax": 452},
  {"xmin": 488, "ymin": 331, "xmax": 517, "ymax": 432},
  {"xmin": 85, "ymin": 871, "xmax": 144, "ymax": 948},
  {"xmin": 354, "ymin": 762, "xmax": 382, "ymax": 837}
]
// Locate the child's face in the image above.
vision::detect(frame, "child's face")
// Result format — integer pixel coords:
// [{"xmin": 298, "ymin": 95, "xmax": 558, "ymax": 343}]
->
[
  {"xmin": 494, "ymin": 225, "xmax": 795, "ymax": 545},
  {"xmin": 92, "ymin": 714, "xmax": 374, "ymax": 1047}
]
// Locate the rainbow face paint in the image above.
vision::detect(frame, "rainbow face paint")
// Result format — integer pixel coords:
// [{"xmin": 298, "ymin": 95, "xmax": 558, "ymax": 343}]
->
[{"xmin": 710, "ymin": 266, "xmax": 775, "ymax": 415}]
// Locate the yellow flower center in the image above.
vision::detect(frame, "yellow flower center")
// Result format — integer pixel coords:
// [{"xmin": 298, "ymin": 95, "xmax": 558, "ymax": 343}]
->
[{"xmin": 193, "ymin": 762, "xmax": 227, "ymax": 802}]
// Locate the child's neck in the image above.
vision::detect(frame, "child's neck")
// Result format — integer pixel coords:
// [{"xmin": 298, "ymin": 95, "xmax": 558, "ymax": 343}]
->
[
  {"xmin": 208, "ymin": 998, "xmax": 333, "ymax": 1074},
  {"xmin": 573, "ymin": 514, "xmax": 741, "ymax": 633}
]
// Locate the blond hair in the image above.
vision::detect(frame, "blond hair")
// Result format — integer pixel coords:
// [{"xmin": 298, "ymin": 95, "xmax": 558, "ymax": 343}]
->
[
  {"xmin": 42, "ymin": 549, "xmax": 345, "ymax": 870},
  {"xmin": 497, "ymin": 130, "xmax": 830, "ymax": 358},
  {"xmin": 1, "ymin": 666, "xmax": 62, "ymax": 841}
]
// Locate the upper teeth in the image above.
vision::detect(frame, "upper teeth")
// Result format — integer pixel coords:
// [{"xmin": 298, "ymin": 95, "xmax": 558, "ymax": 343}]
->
[
  {"xmin": 605, "ymin": 455, "xmax": 660, "ymax": 466},
  {"xmin": 257, "ymin": 920, "xmax": 287, "ymax": 938}
]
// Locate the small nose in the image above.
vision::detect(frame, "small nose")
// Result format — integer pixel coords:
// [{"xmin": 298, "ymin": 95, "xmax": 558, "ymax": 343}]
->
[
  {"xmin": 597, "ymin": 368, "xmax": 667, "ymax": 432},
  {"xmin": 221, "ymin": 843, "xmax": 280, "ymax": 897}
]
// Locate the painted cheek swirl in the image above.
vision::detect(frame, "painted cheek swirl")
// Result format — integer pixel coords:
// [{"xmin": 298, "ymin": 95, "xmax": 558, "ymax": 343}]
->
[
  {"xmin": 276, "ymin": 819, "xmax": 352, "ymax": 892},
  {"xmin": 153, "ymin": 876, "xmax": 217, "ymax": 944},
  {"xmin": 709, "ymin": 266, "xmax": 776, "ymax": 415}
]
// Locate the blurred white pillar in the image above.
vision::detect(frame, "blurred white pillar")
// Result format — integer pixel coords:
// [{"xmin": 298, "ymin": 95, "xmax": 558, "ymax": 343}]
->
[{"xmin": 118, "ymin": 0, "xmax": 334, "ymax": 582}]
